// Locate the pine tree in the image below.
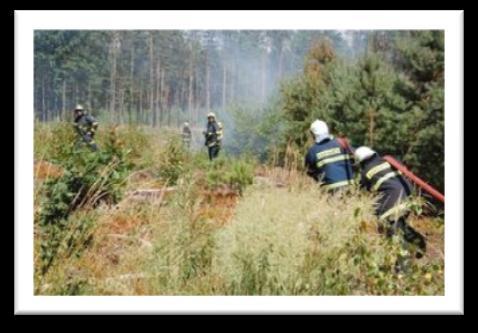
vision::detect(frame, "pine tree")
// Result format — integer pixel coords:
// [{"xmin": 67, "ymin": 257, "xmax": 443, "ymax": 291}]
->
[{"xmin": 393, "ymin": 31, "xmax": 445, "ymax": 191}]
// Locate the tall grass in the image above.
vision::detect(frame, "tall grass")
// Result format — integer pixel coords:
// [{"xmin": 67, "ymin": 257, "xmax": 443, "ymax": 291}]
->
[
  {"xmin": 34, "ymin": 123, "xmax": 444, "ymax": 295},
  {"xmin": 212, "ymin": 184, "xmax": 442, "ymax": 295}
]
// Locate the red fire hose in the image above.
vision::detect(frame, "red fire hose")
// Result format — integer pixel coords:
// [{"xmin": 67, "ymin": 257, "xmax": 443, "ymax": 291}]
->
[
  {"xmin": 337, "ymin": 137, "xmax": 354, "ymax": 154},
  {"xmin": 383, "ymin": 155, "xmax": 444, "ymax": 203},
  {"xmin": 337, "ymin": 137, "xmax": 444, "ymax": 203}
]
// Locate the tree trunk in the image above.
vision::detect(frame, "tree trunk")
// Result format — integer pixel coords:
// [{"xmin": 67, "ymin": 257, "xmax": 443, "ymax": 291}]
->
[
  {"xmin": 159, "ymin": 69, "xmax": 165, "ymax": 126},
  {"xmin": 188, "ymin": 46, "xmax": 194, "ymax": 123},
  {"xmin": 149, "ymin": 32, "xmax": 155, "ymax": 127},
  {"xmin": 278, "ymin": 43, "xmax": 284, "ymax": 80},
  {"xmin": 75, "ymin": 82, "xmax": 79, "ymax": 106},
  {"xmin": 155, "ymin": 58, "xmax": 161, "ymax": 128},
  {"xmin": 165, "ymin": 86, "xmax": 171, "ymax": 127},
  {"xmin": 129, "ymin": 44, "xmax": 135, "ymax": 124},
  {"xmin": 182, "ymin": 75, "xmax": 187, "ymax": 112},
  {"xmin": 139, "ymin": 80, "xmax": 143, "ymax": 123},
  {"xmin": 119, "ymin": 87, "xmax": 125, "ymax": 124},
  {"xmin": 41, "ymin": 77, "xmax": 46, "ymax": 122},
  {"xmin": 229, "ymin": 58, "xmax": 234, "ymax": 105},
  {"xmin": 368, "ymin": 107, "xmax": 375, "ymax": 146},
  {"xmin": 61, "ymin": 79, "xmax": 66, "ymax": 121},
  {"xmin": 261, "ymin": 49, "xmax": 267, "ymax": 103},
  {"xmin": 51, "ymin": 94, "xmax": 57, "ymax": 121},
  {"xmin": 222, "ymin": 60, "xmax": 227, "ymax": 112},
  {"xmin": 166, "ymin": 82, "xmax": 175, "ymax": 126},
  {"xmin": 206, "ymin": 52, "xmax": 210, "ymax": 113},
  {"xmin": 87, "ymin": 80, "xmax": 92, "ymax": 114},
  {"xmin": 194, "ymin": 69, "xmax": 199, "ymax": 125},
  {"xmin": 110, "ymin": 31, "xmax": 119, "ymax": 122}
]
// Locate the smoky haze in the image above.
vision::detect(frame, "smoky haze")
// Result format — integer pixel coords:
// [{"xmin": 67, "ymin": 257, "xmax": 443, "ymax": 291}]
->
[{"xmin": 34, "ymin": 30, "xmax": 370, "ymax": 128}]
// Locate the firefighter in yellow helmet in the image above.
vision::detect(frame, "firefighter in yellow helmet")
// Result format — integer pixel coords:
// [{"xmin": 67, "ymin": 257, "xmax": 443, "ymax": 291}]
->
[{"xmin": 203, "ymin": 112, "xmax": 222, "ymax": 160}]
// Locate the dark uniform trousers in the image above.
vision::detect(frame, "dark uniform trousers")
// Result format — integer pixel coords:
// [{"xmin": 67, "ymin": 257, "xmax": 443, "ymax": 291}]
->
[
  {"xmin": 360, "ymin": 154, "xmax": 426, "ymax": 256},
  {"xmin": 205, "ymin": 121, "xmax": 221, "ymax": 161}
]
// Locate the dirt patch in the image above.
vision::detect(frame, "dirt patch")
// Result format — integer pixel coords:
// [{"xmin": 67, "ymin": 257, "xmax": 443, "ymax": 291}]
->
[
  {"xmin": 194, "ymin": 186, "xmax": 240, "ymax": 226},
  {"xmin": 103, "ymin": 213, "xmax": 145, "ymax": 235},
  {"xmin": 92, "ymin": 210, "xmax": 153, "ymax": 268},
  {"xmin": 410, "ymin": 217, "xmax": 444, "ymax": 262},
  {"xmin": 35, "ymin": 160, "xmax": 64, "ymax": 180}
]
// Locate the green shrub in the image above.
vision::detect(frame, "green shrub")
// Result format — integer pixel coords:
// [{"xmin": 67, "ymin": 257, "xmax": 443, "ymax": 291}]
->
[
  {"xmin": 37, "ymin": 127, "xmax": 133, "ymax": 275},
  {"xmin": 34, "ymin": 122, "xmax": 77, "ymax": 162},
  {"xmin": 205, "ymin": 156, "xmax": 255, "ymax": 195},
  {"xmin": 277, "ymin": 33, "xmax": 444, "ymax": 192},
  {"xmin": 156, "ymin": 136, "xmax": 189, "ymax": 185}
]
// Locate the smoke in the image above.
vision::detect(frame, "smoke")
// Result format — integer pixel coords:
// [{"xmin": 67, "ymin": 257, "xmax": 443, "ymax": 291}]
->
[
  {"xmin": 182, "ymin": 30, "xmax": 368, "ymax": 157},
  {"xmin": 35, "ymin": 29, "xmax": 368, "ymax": 136}
]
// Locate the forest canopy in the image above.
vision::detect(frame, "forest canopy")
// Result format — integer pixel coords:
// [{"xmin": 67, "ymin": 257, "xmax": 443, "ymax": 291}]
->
[{"xmin": 34, "ymin": 30, "xmax": 444, "ymax": 191}]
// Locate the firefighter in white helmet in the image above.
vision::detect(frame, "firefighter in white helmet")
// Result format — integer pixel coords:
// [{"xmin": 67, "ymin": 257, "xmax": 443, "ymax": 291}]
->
[
  {"xmin": 304, "ymin": 119, "xmax": 355, "ymax": 192},
  {"xmin": 355, "ymin": 146, "xmax": 426, "ymax": 261},
  {"xmin": 203, "ymin": 112, "xmax": 222, "ymax": 160}
]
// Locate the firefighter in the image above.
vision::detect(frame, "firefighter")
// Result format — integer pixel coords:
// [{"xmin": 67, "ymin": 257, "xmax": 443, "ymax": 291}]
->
[
  {"xmin": 73, "ymin": 104, "xmax": 99, "ymax": 151},
  {"xmin": 203, "ymin": 112, "xmax": 222, "ymax": 161},
  {"xmin": 304, "ymin": 120, "xmax": 355, "ymax": 192},
  {"xmin": 182, "ymin": 122, "xmax": 192, "ymax": 149},
  {"xmin": 354, "ymin": 146, "xmax": 426, "ymax": 259}
]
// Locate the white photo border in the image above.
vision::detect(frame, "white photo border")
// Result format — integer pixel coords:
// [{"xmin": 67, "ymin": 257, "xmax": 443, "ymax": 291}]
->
[{"xmin": 15, "ymin": 10, "xmax": 464, "ymax": 314}]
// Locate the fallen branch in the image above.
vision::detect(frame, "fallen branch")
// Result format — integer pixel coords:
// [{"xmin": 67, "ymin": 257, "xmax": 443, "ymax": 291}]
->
[{"xmin": 128, "ymin": 187, "xmax": 176, "ymax": 199}]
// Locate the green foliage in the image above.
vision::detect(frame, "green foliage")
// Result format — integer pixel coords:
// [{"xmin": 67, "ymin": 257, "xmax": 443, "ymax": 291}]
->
[
  {"xmin": 37, "ymin": 211, "xmax": 96, "ymax": 291},
  {"xmin": 37, "ymin": 125, "xmax": 133, "ymax": 275},
  {"xmin": 304, "ymin": 233, "xmax": 441, "ymax": 295},
  {"xmin": 156, "ymin": 136, "xmax": 189, "ymax": 185},
  {"xmin": 278, "ymin": 32, "xmax": 444, "ymax": 192},
  {"xmin": 35, "ymin": 30, "xmax": 347, "ymax": 124},
  {"xmin": 34, "ymin": 121, "xmax": 77, "ymax": 162},
  {"xmin": 204, "ymin": 156, "xmax": 255, "ymax": 195},
  {"xmin": 221, "ymin": 103, "xmax": 283, "ymax": 160},
  {"xmin": 117, "ymin": 126, "xmax": 152, "ymax": 163},
  {"xmin": 276, "ymin": 39, "xmax": 340, "ymax": 157},
  {"xmin": 394, "ymin": 31, "xmax": 444, "ymax": 191}
]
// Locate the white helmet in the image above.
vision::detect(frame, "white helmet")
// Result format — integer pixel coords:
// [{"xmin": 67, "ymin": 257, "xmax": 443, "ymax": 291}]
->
[
  {"xmin": 354, "ymin": 146, "xmax": 376, "ymax": 163},
  {"xmin": 75, "ymin": 104, "xmax": 84, "ymax": 111},
  {"xmin": 207, "ymin": 112, "xmax": 216, "ymax": 119},
  {"xmin": 310, "ymin": 120, "xmax": 329, "ymax": 142},
  {"xmin": 183, "ymin": 122, "xmax": 190, "ymax": 127}
]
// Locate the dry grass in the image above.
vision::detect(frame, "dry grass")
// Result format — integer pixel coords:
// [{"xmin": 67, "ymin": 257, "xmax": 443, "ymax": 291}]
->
[
  {"xmin": 34, "ymin": 124, "xmax": 444, "ymax": 296},
  {"xmin": 35, "ymin": 160, "xmax": 64, "ymax": 180},
  {"xmin": 211, "ymin": 177, "xmax": 377, "ymax": 294}
]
